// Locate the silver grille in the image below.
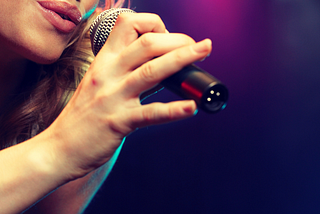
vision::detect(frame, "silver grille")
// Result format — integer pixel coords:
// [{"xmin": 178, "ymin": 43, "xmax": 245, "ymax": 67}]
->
[{"xmin": 90, "ymin": 8, "xmax": 135, "ymax": 56}]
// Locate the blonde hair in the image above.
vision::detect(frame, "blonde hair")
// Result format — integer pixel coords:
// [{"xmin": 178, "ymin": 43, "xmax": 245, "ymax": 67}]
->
[{"xmin": 0, "ymin": 0, "xmax": 127, "ymax": 149}]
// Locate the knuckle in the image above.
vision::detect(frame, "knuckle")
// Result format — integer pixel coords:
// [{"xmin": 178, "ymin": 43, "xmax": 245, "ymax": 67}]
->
[
  {"xmin": 173, "ymin": 50, "xmax": 186, "ymax": 66},
  {"xmin": 148, "ymin": 14, "xmax": 166, "ymax": 32},
  {"xmin": 148, "ymin": 13, "xmax": 163, "ymax": 24},
  {"xmin": 169, "ymin": 106, "xmax": 178, "ymax": 120},
  {"xmin": 124, "ymin": 73, "xmax": 136, "ymax": 88},
  {"xmin": 139, "ymin": 33, "xmax": 155, "ymax": 49},
  {"xmin": 140, "ymin": 62, "xmax": 156, "ymax": 83},
  {"xmin": 142, "ymin": 108, "xmax": 155, "ymax": 123},
  {"xmin": 180, "ymin": 34, "xmax": 196, "ymax": 46},
  {"xmin": 116, "ymin": 13, "xmax": 133, "ymax": 24}
]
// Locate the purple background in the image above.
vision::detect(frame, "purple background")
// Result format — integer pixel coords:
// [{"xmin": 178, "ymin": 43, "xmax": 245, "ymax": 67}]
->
[{"xmin": 86, "ymin": 0, "xmax": 320, "ymax": 213}]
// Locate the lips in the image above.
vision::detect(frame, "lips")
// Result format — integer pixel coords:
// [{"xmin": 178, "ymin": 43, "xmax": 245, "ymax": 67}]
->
[{"xmin": 37, "ymin": 1, "xmax": 82, "ymax": 33}]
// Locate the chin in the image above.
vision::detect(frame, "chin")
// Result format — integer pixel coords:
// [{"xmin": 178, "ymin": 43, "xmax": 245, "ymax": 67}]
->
[
  {"xmin": 17, "ymin": 31, "xmax": 72, "ymax": 65},
  {"xmin": 20, "ymin": 44, "xmax": 65, "ymax": 65},
  {"xmin": 31, "ymin": 54, "xmax": 62, "ymax": 65}
]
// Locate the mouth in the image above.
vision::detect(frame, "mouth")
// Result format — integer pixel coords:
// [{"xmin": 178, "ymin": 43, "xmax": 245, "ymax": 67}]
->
[
  {"xmin": 57, "ymin": 12, "xmax": 73, "ymax": 22},
  {"xmin": 37, "ymin": 1, "xmax": 82, "ymax": 33}
]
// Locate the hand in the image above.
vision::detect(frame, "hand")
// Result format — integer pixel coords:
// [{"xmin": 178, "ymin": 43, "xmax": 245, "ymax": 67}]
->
[{"xmin": 45, "ymin": 13, "xmax": 212, "ymax": 180}]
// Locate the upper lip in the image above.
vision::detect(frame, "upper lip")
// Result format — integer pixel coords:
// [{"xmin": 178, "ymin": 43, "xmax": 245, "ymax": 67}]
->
[{"xmin": 37, "ymin": 1, "xmax": 82, "ymax": 25}]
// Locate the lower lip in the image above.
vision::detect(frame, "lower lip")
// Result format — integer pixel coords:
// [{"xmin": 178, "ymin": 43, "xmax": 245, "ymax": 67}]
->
[{"xmin": 37, "ymin": 2, "xmax": 76, "ymax": 33}]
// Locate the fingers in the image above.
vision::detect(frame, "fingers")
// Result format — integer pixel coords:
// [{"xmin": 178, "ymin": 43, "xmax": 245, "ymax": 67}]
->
[
  {"xmin": 96, "ymin": 32, "xmax": 196, "ymax": 79},
  {"xmin": 99, "ymin": 13, "xmax": 167, "ymax": 56},
  {"xmin": 123, "ymin": 39, "xmax": 212, "ymax": 97},
  {"xmin": 116, "ymin": 33, "xmax": 196, "ymax": 71},
  {"xmin": 125, "ymin": 100, "xmax": 197, "ymax": 131}
]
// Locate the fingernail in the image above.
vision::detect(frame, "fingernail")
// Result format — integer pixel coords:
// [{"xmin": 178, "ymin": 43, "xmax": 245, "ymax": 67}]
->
[
  {"xmin": 193, "ymin": 39, "xmax": 211, "ymax": 53},
  {"xmin": 200, "ymin": 53, "xmax": 211, "ymax": 62},
  {"xmin": 193, "ymin": 108, "xmax": 199, "ymax": 116}
]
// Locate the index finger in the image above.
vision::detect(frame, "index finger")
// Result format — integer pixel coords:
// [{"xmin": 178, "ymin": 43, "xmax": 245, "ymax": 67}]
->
[{"xmin": 123, "ymin": 39, "xmax": 212, "ymax": 98}]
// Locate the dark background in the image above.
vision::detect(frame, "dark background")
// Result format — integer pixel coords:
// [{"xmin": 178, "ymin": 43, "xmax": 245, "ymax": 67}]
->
[{"xmin": 86, "ymin": 0, "xmax": 320, "ymax": 213}]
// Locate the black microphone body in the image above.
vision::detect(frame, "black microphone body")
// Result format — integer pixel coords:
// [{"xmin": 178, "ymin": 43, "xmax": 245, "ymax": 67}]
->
[{"xmin": 90, "ymin": 8, "xmax": 228, "ymax": 113}]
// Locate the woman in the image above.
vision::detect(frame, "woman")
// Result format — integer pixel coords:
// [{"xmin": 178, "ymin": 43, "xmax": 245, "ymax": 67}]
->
[{"xmin": 0, "ymin": 0, "xmax": 212, "ymax": 213}]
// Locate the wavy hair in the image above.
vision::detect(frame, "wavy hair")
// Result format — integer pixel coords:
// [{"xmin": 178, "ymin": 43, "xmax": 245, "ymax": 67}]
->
[{"xmin": 0, "ymin": 0, "xmax": 127, "ymax": 149}]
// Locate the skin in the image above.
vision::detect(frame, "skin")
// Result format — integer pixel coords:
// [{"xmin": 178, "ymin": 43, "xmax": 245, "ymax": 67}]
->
[
  {"xmin": 0, "ymin": 0, "xmax": 98, "ymax": 113},
  {"xmin": 0, "ymin": 0, "xmax": 98, "ymax": 63},
  {"xmin": 0, "ymin": 0, "xmax": 212, "ymax": 213}
]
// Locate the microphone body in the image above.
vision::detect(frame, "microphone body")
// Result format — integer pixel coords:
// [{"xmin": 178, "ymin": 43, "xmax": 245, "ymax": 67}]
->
[{"xmin": 90, "ymin": 8, "xmax": 228, "ymax": 113}]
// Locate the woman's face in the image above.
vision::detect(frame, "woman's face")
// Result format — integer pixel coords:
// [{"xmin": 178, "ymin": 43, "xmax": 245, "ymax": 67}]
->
[{"xmin": 0, "ymin": 0, "xmax": 99, "ymax": 64}]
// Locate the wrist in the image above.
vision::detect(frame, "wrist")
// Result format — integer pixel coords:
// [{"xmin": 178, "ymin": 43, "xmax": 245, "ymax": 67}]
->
[
  {"xmin": 26, "ymin": 130, "xmax": 76, "ymax": 185},
  {"xmin": 41, "ymin": 124, "xmax": 96, "ymax": 181}
]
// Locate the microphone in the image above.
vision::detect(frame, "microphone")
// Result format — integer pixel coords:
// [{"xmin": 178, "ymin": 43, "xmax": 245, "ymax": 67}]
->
[{"xmin": 90, "ymin": 8, "xmax": 228, "ymax": 113}]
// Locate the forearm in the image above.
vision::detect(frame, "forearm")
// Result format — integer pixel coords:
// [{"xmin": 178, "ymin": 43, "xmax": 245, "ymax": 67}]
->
[
  {"xmin": 0, "ymin": 132, "xmax": 70, "ymax": 214},
  {"xmin": 24, "ymin": 140, "xmax": 124, "ymax": 214}
]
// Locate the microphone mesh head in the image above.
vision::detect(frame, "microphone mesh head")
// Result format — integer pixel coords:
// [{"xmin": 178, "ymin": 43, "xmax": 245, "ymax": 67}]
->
[{"xmin": 90, "ymin": 8, "xmax": 135, "ymax": 56}]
